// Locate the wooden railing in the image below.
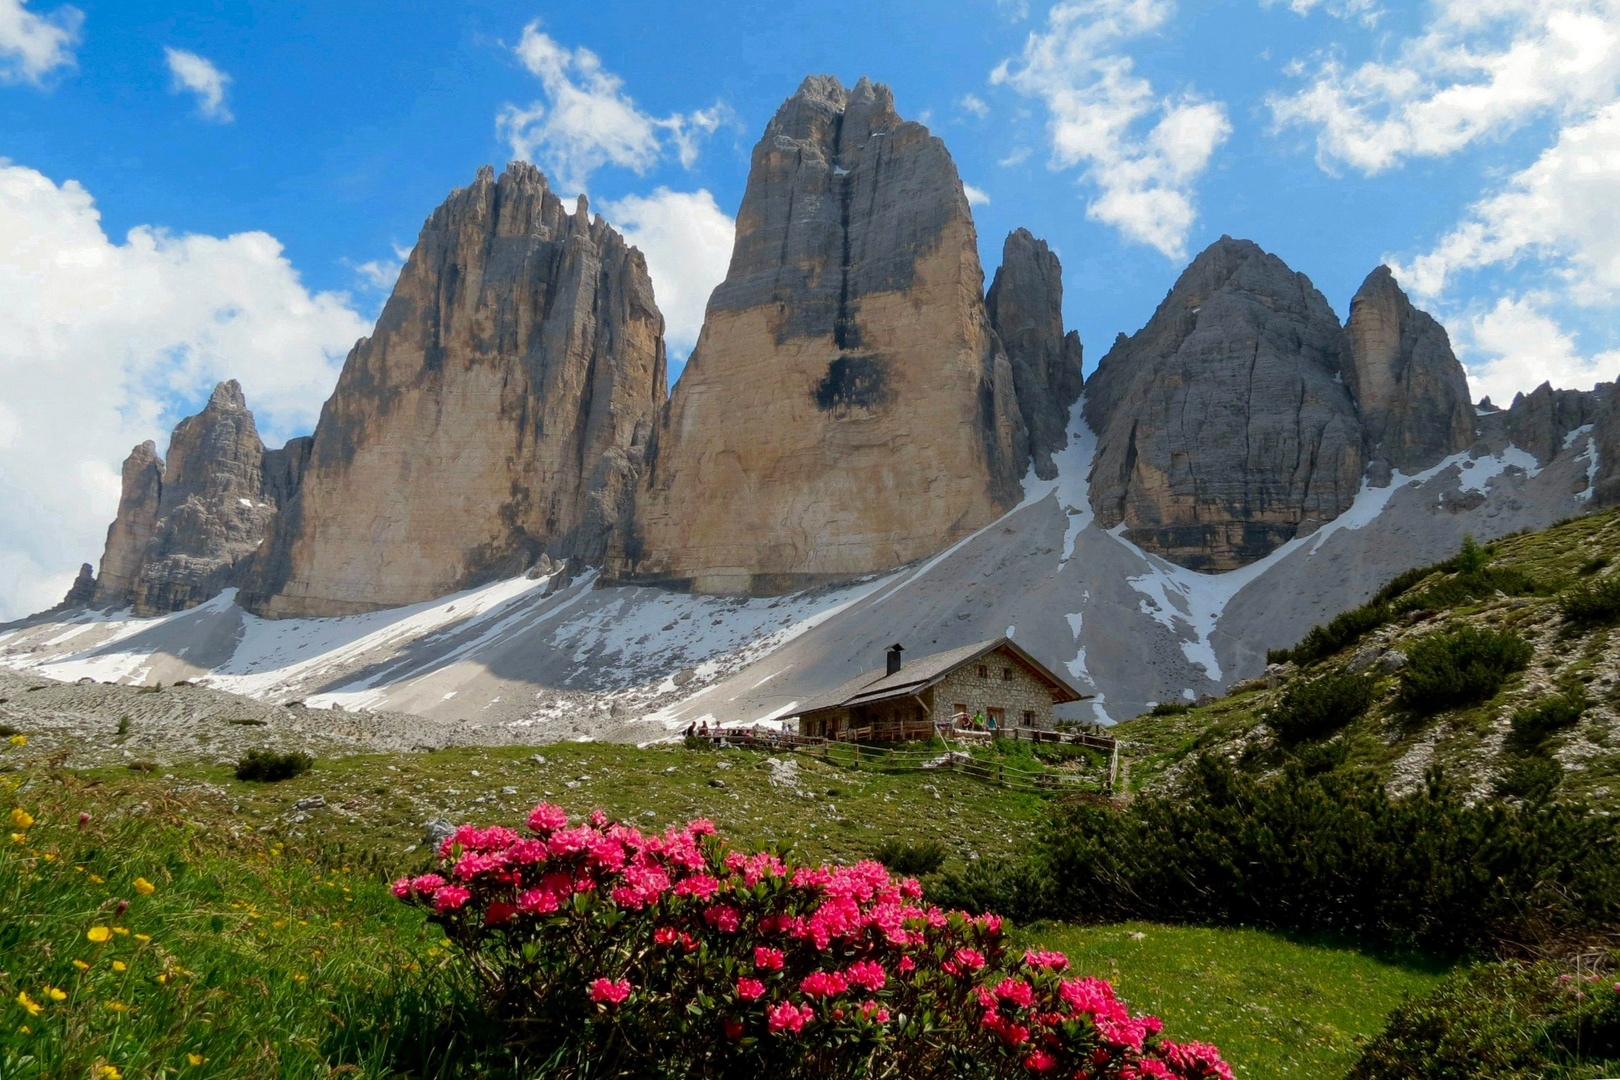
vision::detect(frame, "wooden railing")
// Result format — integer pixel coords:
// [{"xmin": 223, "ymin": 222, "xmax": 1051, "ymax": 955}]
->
[{"xmin": 694, "ymin": 728, "xmax": 1118, "ymax": 796}]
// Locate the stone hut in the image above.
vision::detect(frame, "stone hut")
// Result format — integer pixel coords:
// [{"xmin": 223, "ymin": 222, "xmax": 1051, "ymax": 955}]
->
[{"xmin": 793, "ymin": 638, "xmax": 1085, "ymax": 741}]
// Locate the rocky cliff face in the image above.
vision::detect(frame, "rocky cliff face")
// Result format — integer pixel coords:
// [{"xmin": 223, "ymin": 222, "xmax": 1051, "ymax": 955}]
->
[
  {"xmin": 622, "ymin": 76, "xmax": 1027, "ymax": 595},
  {"xmin": 91, "ymin": 440, "xmax": 164, "ymax": 606},
  {"xmin": 242, "ymin": 163, "xmax": 667, "ymax": 618},
  {"xmin": 1499, "ymin": 382, "xmax": 1611, "ymax": 465},
  {"xmin": 85, "ymin": 382, "xmax": 281, "ymax": 615},
  {"xmin": 1344, "ymin": 266, "xmax": 1474, "ymax": 472},
  {"xmin": 1083, "ymin": 237, "xmax": 1365, "ymax": 571},
  {"xmin": 1593, "ymin": 387, "xmax": 1620, "ymax": 506},
  {"xmin": 986, "ymin": 228, "xmax": 1084, "ymax": 481}
]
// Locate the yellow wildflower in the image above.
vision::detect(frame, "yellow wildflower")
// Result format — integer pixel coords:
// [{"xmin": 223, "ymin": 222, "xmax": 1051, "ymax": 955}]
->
[
  {"xmin": 106, "ymin": 1001, "xmax": 128, "ymax": 1013},
  {"xmin": 15, "ymin": 991, "xmax": 41, "ymax": 1016},
  {"xmin": 187, "ymin": 1053, "xmax": 205, "ymax": 1066},
  {"xmin": 292, "ymin": 973, "xmax": 307, "ymax": 982},
  {"xmin": 9, "ymin": 808, "xmax": 32, "ymax": 828},
  {"xmin": 17, "ymin": 1025, "xmax": 29, "ymax": 1034},
  {"xmin": 7, "ymin": 734, "xmax": 23, "ymax": 746},
  {"xmin": 134, "ymin": 934, "xmax": 150, "ymax": 942},
  {"xmin": 44, "ymin": 987, "xmax": 66, "ymax": 1002},
  {"xmin": 98, "ymin": 1066, "xmax": 123, "ymax": 1079},
  {"xmin": 86, "ymin": 926, "xmax": 111, "ymax": 943},
  {"xmin": 89, "ymin": 874, "xmax": 105, "ymax": 883},
  {"xmin": 72, "ymin": 960, "xmax": 90, "ymax": 971},
  {"xmin": 112, "ymin": 927, "xmax": 129, "ymax": 936},
  {"xmin": 133, "ymin": 877, "xmax": 155, "ymax": 895},
  {"xmin": 8, "ymin": 833, "xmax": 22, "ymax": 844},
  {"xmin": 111, "ymin": 961, "xmax": 127, "ymax": 973}
]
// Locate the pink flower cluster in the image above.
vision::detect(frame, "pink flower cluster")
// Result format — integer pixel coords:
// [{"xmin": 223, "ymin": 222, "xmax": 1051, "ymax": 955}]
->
[{"xmin": 393, "ymin": 804, "xmax": 1234, "ymax": 1080}]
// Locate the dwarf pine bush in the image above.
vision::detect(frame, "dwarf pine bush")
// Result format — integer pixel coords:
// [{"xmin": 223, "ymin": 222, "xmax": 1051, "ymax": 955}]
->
[
  {"xmin": 234, "ymin": 749, "xmax": 313, "ymax": 783},
  {"xmin": 1397, "ymin": 626, "xmax": 1533, "ymax": 714},
  {"xmin": 1264, "ymin": 671, "xmax": 1377, "ymax": 743},
  {"xmin": 391, "ymin": 807, "xmax": 1233, "ymax": 1080},
  {"xmin": 1560, "ymin": 575, "xmax": 1620, "ymax": 627}
]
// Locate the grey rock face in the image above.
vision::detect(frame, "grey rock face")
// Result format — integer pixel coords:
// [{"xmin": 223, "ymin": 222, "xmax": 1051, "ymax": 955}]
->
[
  {"xmin": 987, "ymin": 228, "xmax": 1084, "ymax": 480},
  {"xmin": 243, "ymin": 163, "xmax": 667, "ymax": 617},
  {"xmin": 1500, "ymin": 381, "xmax": 1614, "ymax": 465},
  {"xmin": 1083, "ymin": 237, "xmax": 1365, "ymax": 571},
  {"xmin": 1344, "ymin": 266, "xmax": 1474, "ymax": 471},
  {"xmin": 61, "ymin": 564, "xmax": 96, "ymax": 607},
  {"xmin": 92, "ymin": 441, "xmax": 164, "ymax": 606},
  {"xmin": 1587, "ymin": 383, "xmax": 1620, "ymax": 505}
]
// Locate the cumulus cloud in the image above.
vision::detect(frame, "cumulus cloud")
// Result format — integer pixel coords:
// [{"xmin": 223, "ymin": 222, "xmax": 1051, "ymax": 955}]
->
[
  {"xmin": 963, "ymin": 183, "xmax": 992, "ymax": 206},
  {"xmin": 1455, "ymin": 294, "xmax": 1620, "ymax": 404},
  {"xmin": 1269, "ymin": 0, "xmax": 1620, "ymax": 174},
  {"xmin": 1393, "ymin": 102, "xmax": 1620, "ymax": 301},
  {"xmin": 959, "ymin": 93, "xmax": 990, "ymax": 118},
  {"xmin": 0, "ymin": 0, "xmax": 80, "ymax": 85},
  {"xmin": 346, "ymin": 243, "xmax": 412, "ymax": 293},
  {"xmin": 0, "ymin": 161, "xmax": 370, "ymax": 619},
  {"xmin": 1263, "ymin": 0, "xmax": 1381, "ymax": 27},
  {"xmin": 497, "ymin": 22, "xmax": 728, "ymax": 194},
  {"xmin": 601, "ymin": 187, "xmax": 735, "ymax": 361},
  {"xmin": 992, "ymin": 0, "xmax": 1231, "ymax": 260},
  {"xmin": 164, "ymin": 46, "xmax": 232, "ymax": 122}
]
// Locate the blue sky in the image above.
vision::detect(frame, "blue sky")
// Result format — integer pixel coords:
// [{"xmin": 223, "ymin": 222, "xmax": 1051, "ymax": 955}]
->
[{"xmin": 2, "ymin": 0, "xmax": 1619, "ymax": 616}]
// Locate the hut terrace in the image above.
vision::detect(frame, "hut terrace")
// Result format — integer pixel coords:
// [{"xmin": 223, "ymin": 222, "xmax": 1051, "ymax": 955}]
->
[{"xmin": 793, "ymin": 637, "xmax": 1086, "ymax": 742}]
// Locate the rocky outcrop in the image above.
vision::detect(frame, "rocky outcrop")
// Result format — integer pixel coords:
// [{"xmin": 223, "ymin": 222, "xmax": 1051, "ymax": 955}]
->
[
  {"xmin": 987, "ymin": 228, "xmax": 1084, "ymax": 480},
  {"xmin": 1499, "ymin": 382, "xmax": 1610, "ymax": 465},
  {"xmin": 85, "ymin": 382, "xmax": 283, "ymax": 615},
  {"xmin": 60, "ymin": 564, "xmax": 96, "ymax": 607},
  {"xmin": 1344, "ymin": 266, "xmax": 1474, "ymax": 472},
  {"xmin": 242, "ymin": 163, "xmax": 667, "ymax": 618},
  {"xmin": 622, "ymin": 75, "xmax": 1026, "ymax": 595},
  {"xmin": 1594, "ymin": 390, "xmax": 1620, "ymax": 505},
  {"xmin": 91, "ymin": 441, "xmax": 164, "ymax": 605},
  {"xmin": 1083, "ymin": 237, "xmax": 1365, "ymax": 571}
]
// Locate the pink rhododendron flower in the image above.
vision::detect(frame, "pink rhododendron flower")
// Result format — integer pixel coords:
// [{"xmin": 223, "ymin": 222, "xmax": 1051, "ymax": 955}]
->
[
  {"xmin": 955, "ymin": 948, "xmax": 986, "ymax": 971},
  {"xmin": 654, "ymin": 927, "xmax": 678, "ymax": 947},
  {"xmin": 588, "ymin": 978, "xmax": 631, "ymax": 1006},
  {"xmin": 1024, "ymin": 1049, "xmax": 1057, "ymax": 1072},
  {"xmin": 484, "ymin": 902, "xmax": 517, "ymax": 926},
  {"xmin": 704, "ymin": 904, "xmax": 741, "ymax": 932},
  {"xmin": 527, "ymin": 803, "xmax": 567, "ymax": 831},
  {"xmin": 767, "ymin": 1000, "xmax": 812, "ymax": 1035},
  {"xmin": 410, "ymin": 873, "xmax": 445, "ymax": 894},
  {"xmin": 754, "ymin": 946, "xmax": 784, "ymax": 970},
  {"xmin": 995, "ymin": 978, "xmax": 1035, "ymax": 1008},
  {"xmin": 845, "ymin": 960, "xmax": 885, "ymax": 991},
  {"xmin": 736, "ymin": 977, "xmax": 765, "ymax": 1000},
  {"xmin": 723, "ymin": 1019, "xmax": 744, "ymax": 1041},
  {"xmin": 390, "ymin": 877, "xmax": 413, "ymax": 898},
  {"xmin": 860, "ymin": 1000, "xmax": 890, "ymax": 1023},
  {"xmin": 898, "ymin": 955, "xmax": 916, "ymax": 973},
  {"xmin": 800, "ymin": 971, "xmax": 848, "ymax": 998},
  {"xmin": 1024, "ymin": 949, "xmax": 1069, "ymax": 971},
  {"xmin": 517, "ymin": 888, "xmax": 560, "ymax": 915},
  {"xmin": 432, "ymin": 885, "xmax": 472, "ymax": 912},
  {"xmin": 674, "ymin": 873, "xmax": 721, "ymax": 900}
]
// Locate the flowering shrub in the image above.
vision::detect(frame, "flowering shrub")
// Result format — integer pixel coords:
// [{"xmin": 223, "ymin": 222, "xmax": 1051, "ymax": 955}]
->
[{"xmin": 393, "ymin": 806, "xmax": 1232, "ymax": 1079}]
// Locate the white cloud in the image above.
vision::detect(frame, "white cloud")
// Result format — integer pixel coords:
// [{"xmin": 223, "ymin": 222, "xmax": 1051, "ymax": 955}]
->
[
  {"xmin": 992, "ymin": 0, "xmax": 1232, "ymax": 260},
  {"xmin": 347, "ymin": 243, "xmax": 412, "ymax": 292},
  {"xmin": 0, "ymin": 161, "xmax": 370, "ymax": 619},
  {"xmin": 601, "ymin": 187, "xmax": 734, "ymax": 360},
  {"xmin": 1269, "ymin": 0, "xmax": 1620, "ymax": 174},
  {"xmin": 963, "ymin": 183, "xmax": 992, "ymax": 206},
  {"xmin": 999, "ymin": 146, "xmax": 1033, "ymax": 167},
  {"xmin": 1455, "ymin": 294, "xmax": 1620, "ymax": 403},
  {"xmin": 497, "ymin": 22, "xmax": 728, "ymax": 194},
  {"xmin": 959, "ymin": 93, "xmax": 990, "ymax": 118},
  {"xmin": 1264, "ymin": 0, "xmax": 1381, "ymax": 27},
  {"xmin": 1394, "ymin": 102, "xmax": 1620, "ymax": 301},
  {"xmin": 164, "ymin": 47, "xmax": 232, "ymax": 122},
  {"xmin": 0, "ymin": 0, "xmax": 80, "ymax": 85}
]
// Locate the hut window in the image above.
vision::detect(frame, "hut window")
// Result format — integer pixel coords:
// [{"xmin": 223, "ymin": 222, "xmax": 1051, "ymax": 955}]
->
[
  {"xmin": 1023, "ymin": 710, "xmax": 1035, "ymax": 725},
  {"xmin": 977, "ymin": 664, "xmax": 988, "ymax": 679},
  {"xmin": 1002, "ymin": 667, "xmax": 1012, "ymax": 680}
]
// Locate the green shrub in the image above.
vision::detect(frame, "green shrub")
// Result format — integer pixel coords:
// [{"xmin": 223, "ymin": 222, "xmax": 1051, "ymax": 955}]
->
[
  {"xmin": 1560, "ymin": 575, "xmax": 1620, "ymax": 627},
  {"xmin": 1578, "ymin": 555, "xmax": 1610, "ymax": 576},
  {"xmin": 926, "ymin": 856, "xmax": 1056, "ymax": 925},
  {"xmin": 1148, "ymin": 700, "xmax": 1192, "ymax": 716},
  {"xmin": 1455, "ymin": 534, "xmax": 1489, "ymax": 574},
  {"xmin": 870, "ymin": 837, "xmax": 948, "ymax": 876},
  {"xmin": 235, "ymin": 748, "xmax": 313, "ymax": 783},
  {"xmin": 1347, "ymin": 961, "xmax": 1620, "ymax": 1080},
  {"xmin": 1493, "ymin": 756, "xmax": 1563, "ymax": 805},
  {"xmin": 1509, "ymin": 691, "xmax": 1588, "ymax": 748},
  {"xmin": 1268, "ymin": 601, "xmax": 1394, "ymax": 665},
  {"xmin": 1265, "ymin": 671, "xmax": 1378, "ymax": 743},
  {"xmin": 951, "ymin": 758, "xmax": 1620, "ymax": 955},
  {"xmin": 1397, "ymin": 626, "xmax": 1534, "ymax": 714}
]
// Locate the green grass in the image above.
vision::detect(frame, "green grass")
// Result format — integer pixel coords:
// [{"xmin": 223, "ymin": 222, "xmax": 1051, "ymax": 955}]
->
[{"xmin": 1017, "ymin": 922, "xmax": 1451, "ymax": 1080}]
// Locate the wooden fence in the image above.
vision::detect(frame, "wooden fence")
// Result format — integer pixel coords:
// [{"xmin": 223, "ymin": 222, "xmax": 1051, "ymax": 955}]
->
[{"xmin": 697, "ymin": 728, "xmax": 1118, "ymax": 796}]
